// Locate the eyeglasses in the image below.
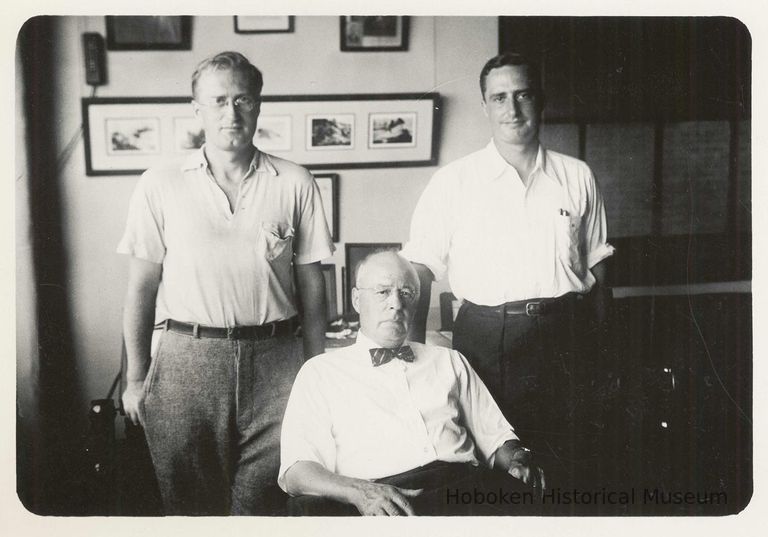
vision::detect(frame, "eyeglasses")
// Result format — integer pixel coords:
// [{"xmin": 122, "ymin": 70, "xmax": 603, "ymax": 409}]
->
[
  {"xmin": 195, "ymin": 95, "xmax": 258, "ymax": 112},
  {"xmin": 357, "ymin": 286, "xmax": 417, "ymax": 304}
]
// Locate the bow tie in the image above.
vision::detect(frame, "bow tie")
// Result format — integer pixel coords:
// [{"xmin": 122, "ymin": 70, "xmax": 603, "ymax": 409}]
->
[{"xmin": 369, "ymin": 346, "xmax": 415, "ymax": 367}]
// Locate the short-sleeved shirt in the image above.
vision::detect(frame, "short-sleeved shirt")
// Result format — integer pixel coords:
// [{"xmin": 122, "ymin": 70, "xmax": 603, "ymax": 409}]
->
[
  {"xmin": 402, "ymin": 141, "xmax": 615, "ymax": 306},
  {"xmin": 117, "ymin": 147, "xmax": 335, "ymax": 327},
  {"xmin": 278, "ymin": 331, "xmax": 518, "ymax": 490}
]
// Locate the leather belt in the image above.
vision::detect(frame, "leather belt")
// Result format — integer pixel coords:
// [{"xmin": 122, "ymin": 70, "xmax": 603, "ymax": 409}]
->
[
  {"xmin": 502, "ymin": 293, "xmax": 580, "ymax": 316},
  {"xmin": 162, "ymin": 318, "xmax": 294, "ymax": 340},
  {"xmin": 467, "ymin": 293, "xmax": 581, "ymax": 317}
]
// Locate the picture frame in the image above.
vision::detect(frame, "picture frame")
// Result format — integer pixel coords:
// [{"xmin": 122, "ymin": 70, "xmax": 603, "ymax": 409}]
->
[
  {"xmin": 344, "ymin": 242, "xmax": 402, "ymax": 315},
  {"xmin": 82, "ymin": 97, "xmax": 201, "ymax": 176},
  {"xmin": 106, "ymin": 16, "xmax": 192, "ymax": 50},
  {"xmin": 320, "ymin": 264, "xmax": 339, "ymax": 321},
  {"xmin": 259, "ymin": 93, "xmax": 439, "ymax": 168},
  {"xmin": 234, "ymin": 16, "xmax": 294, "ymax": 34},
  {"xmin": 340, "ymin": 16, "xmax": 409, "ymax": 52},
  {"xmin": 82, "ymin": 93, "xmax": 440, "ymax": 175},
  {"xmin": 313, "ymin": 173, "xmax": 340, "ymax": 242}
]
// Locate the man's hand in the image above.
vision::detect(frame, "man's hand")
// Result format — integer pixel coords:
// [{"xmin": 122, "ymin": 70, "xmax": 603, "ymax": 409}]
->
[
  {"xmin": 494, "ymin": 440, "xmax": 546, "ymax": 497},
  {"xmin": 350, "ymin": 481, "xmax": 423, "ymax": 516},
  {"xmin": 122, "ymin": 379, "xmax": 146, "ymax": 426}
]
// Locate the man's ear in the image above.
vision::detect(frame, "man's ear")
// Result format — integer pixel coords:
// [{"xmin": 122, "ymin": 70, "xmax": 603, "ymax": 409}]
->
[
  {"xmin": 481, "ymin": 98, "xmax": 489, "ymax": 118},
  {"xmin": 192, "ymin": 99, "xmax": 201, "ymax": 119},
  {"xmin": 351, "ymin": 287, "xmax": 361, "ymax": 314}
]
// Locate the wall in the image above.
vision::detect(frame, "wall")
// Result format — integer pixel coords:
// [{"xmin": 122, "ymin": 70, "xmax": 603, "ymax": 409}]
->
[{"xmin": 47, "ymin": 16, "xmax": 498, "ymax": 413}]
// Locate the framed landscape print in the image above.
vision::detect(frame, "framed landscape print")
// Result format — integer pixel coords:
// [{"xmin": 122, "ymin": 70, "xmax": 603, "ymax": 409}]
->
[
  {"xmin": 340, "ymin": 16, "xmax": 409, "ymax": 51},
  {"xmin": 106, "ymin": 16, "xmax": 192, "ymax": 50}
]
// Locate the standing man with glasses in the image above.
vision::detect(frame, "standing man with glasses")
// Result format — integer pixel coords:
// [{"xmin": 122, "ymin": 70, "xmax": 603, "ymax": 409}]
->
[
  {"xmin": 402, "ymin": 53, "xmax": 615, "ymax": 489},
  {"xmin": 118, "ymin": 51, "xmax": 334, "ymax": 515}
]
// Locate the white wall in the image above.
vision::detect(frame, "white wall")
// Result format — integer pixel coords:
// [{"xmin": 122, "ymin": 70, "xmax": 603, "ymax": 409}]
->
[{"xmin": 48, "ymin": 16, "xmax": 498, "ymax": 409}]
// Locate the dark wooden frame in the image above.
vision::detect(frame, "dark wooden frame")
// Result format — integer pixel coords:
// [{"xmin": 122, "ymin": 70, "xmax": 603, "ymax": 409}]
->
[
  {"xmin": 82, "ymin": 96, "xmax": 197, "ymax": 176},
  {"xmin": 320, "ymin": 264, "xmax": 339, "ymax": 322},
  {"xmin": 258, "ymin": 93, "xmax": 440, "ymax": 169},
  {"xmin": 340, "ymin": 16, "xmax": 409, "ymax": 52},
  {"xmin": 343, "ymin": 242, "xmax": 402, "ymax": 314},
  {"xmin": 234, "ymin": 16, "xmax": 294, "ymax": 34},
  {"xmin": 106, "ymin": 16, "xmax": 192, "ymax": 51},
  {"xmin": 312, "ymin": 173, "xmax": 340, "ymax": 242}
]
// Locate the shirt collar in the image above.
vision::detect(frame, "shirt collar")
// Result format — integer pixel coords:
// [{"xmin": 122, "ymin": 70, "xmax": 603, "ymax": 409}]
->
[
  {"xmin": 479, "ymin": 139, "xmax": 556, "ymax": 185},
  {"xmin": 180, "ymin": 145, "xmax": 279, "ymax": 177}
]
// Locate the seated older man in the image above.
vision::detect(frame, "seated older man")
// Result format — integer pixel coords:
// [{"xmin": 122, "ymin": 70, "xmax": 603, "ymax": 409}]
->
[{"xmin": 279, "ymin": 250, "xmax": 545, "ymax": 516}]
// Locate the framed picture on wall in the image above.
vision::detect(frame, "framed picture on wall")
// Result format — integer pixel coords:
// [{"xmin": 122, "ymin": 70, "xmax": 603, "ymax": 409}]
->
[
  {"xmin": 320, "ymin": 264, "xmax": 339, "ymax": 321},
  {"xmin": 258, "ymin": 93, "xmax": 439, "ymax": 168},
  {"xmin": 340, "ymin": 16, "xmax": 409, "ymax": 51},
  {"xmin": 106, "ymin": 16, "xmax": 192, "ymax": 50},
  {"xmin": 234, "ymin": 16, "xmax": 294, "ymax": 34},
  {"xmin": 312, "ymin": 173, "xmax": 339, "ymax": 242},
  {"xmin": 82, "ymin": 97, "xmax": 200, "ymax": 175},
  {"xmin": 344, "ymin": 242, "xmax": 402, "ymax": 314}
]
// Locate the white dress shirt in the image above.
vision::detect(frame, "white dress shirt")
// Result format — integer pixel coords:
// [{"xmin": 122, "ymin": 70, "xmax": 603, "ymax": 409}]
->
[
  {"xmin": 278, "ymin": 331, "xmax": 518, "ymax": 491},
  {"xmin": 117, "ymin": 147, "xmax": 335, "ymax": 326},
  {"xmin": 402, "ymin": 141, "xmax": 615, "ymax": 306}
]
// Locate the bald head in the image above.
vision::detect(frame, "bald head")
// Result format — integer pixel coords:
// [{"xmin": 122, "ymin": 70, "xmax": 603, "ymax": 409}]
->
[{"xmin": 353, "ymin": 250, "xmax": 420, "ymax": 348}]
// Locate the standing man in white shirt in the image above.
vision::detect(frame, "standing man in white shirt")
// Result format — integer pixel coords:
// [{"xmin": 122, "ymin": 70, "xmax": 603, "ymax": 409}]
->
[
  {"xmin": 117, "ymin": 51, "xmax": 334, "ymax": 515},
  {"xmin": 279, "ymin": 250, "xmax": 544, "ymax": 516},
  {"xmin": 402, "ymin": 53, "xmax": 615, "ymax": 486}
]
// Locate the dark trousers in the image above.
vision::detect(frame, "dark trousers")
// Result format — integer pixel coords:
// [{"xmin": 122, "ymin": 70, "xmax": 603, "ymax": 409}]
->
[
  {"xmin": 452, "ymin": 296, "xmax": 616, "ymax": 491},
  {"xmin": 286, "ymin": 461, "xmax": 540, "ymax": 516}
]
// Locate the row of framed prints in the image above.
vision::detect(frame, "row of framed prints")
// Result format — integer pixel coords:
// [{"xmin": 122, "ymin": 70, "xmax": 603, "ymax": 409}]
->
[{"xmin": 81, "ymin": 93, "xmax": 440, "ymax": 175}]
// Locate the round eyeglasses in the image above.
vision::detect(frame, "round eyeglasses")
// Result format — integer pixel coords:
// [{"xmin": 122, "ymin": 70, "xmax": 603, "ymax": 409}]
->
[
  {"xmin": 196, "ymin": 95, "xmax": 258, "ymax": 112},
  {"xmin": 357, "ymin": 286, "xmax": 417, "ymax": 304}
]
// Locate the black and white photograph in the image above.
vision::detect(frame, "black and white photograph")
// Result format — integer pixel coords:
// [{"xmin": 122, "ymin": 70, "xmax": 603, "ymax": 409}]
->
[
  {"xmin": 172, "ymin": 116, "xmax": 205, "ymax": 152},
  {"xmin": 369, "ymin": 112, "xmax": 416, "ymax": 147},
  {"xmin": 340, "ymin": 15, "xmax": 409, "ymax": 51},
  {"xmin": 307, "ymin": 113, "xmax": 354, "ymax": 149},
  {"xmin": 254, "ymin": 114, "xmax": 292, "ymax": 152},
  {"xmin": 105, "ymin": 15, "xmax": 192, "ymax": 50},
  {"xmin": 11, "ymin": 8, "xmax": 761, "ymax": 533},
  {"xmin": 106, "ymin": 117, "xmax": 160, "ymax": 154}
]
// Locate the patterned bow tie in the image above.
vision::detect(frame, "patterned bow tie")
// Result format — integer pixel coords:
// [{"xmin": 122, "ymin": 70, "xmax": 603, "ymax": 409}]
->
[{"xmin": 369, "ymin": 346, "xmax": 415, "ymax": 367}]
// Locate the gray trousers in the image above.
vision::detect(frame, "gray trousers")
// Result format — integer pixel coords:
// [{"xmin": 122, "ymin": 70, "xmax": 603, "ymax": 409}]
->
[{"xmin": 141, "ymin": 329, "xmax": 303, "ymax": 515}]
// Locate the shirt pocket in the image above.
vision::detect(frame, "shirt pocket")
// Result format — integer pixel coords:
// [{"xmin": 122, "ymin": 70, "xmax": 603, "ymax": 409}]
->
[
  {"xmin": 260, "ymin": 221, "xmax": 295, "ymax": 262},
  {"xmin": 555, "ymin": 213, "xmax": 585, "ymax": 276}
]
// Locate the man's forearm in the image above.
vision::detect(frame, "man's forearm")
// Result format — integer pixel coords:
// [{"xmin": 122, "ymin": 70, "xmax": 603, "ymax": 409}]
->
[
  {"xmin": 283, "ymin": 461, "xmax": 365, "ymax": 505},
  {"xmin": 295, "ymin": 262, "xmax": 327, "ymax": 359},
  {"xmin": 123, "ymin": 258, "xmax": 162, "ymax": 381}
]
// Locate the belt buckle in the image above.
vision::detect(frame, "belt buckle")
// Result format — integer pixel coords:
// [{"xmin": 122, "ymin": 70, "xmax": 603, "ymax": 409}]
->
[{"xmin": 525, "ymin": 302, "xmax": 542, "ymax": 316}]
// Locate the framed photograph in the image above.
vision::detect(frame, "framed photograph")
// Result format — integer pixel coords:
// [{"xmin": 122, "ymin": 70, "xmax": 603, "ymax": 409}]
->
[
  {"xmin": 313, "ymin": 173, "xmax": 339, "ymax": 242},
  {"xmin": 106, "ymin": 16, "xmax": 192, "ymax": 50},
  {"xmin": 82, "ymin": 97, "xmax": 199, "ymax": 176},
  {"xmin": 369, "ymin": 112, "xmax": 417, "ymax": 148},
  {"xmin": 234, "ymin": 16, "xmax": 294, "ymax": 34},
  {"xmin": 255, "ymin": 115, "xmax": 292, "ymax": 152},
  {"xmin": 307, "ymin": 114, "xmax": 355, "ymax": 151},
  {"xmin": 320, "ymin": 264, "xmax": 339, "ymax": 321},
  {"xmin": 173, "ymin": 117, "xmax": 205, "ymax": 152},
  {"xmin": 344, "ymin": 242, "xmax": 402, "ymax": 314},
  {"xmin": 260, "ymin": 93, "xmax": 439, "ymax": 168},
  {"xmin": 340, "ymin": 16, "xmax": 409, "ymax": 52}
]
